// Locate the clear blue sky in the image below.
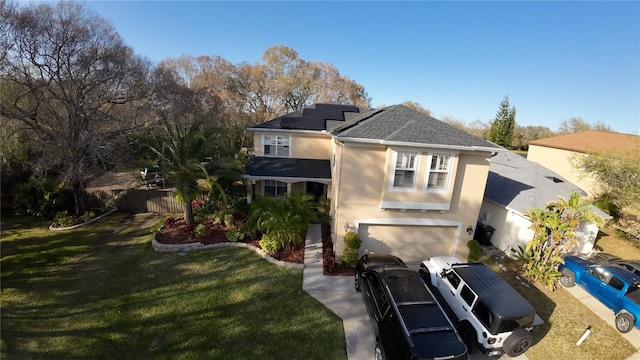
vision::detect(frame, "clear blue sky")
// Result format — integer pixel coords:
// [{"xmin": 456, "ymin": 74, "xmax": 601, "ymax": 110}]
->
[{"xmin": 82, "ymin": 1, "xmax": 640, "ymax": 134}]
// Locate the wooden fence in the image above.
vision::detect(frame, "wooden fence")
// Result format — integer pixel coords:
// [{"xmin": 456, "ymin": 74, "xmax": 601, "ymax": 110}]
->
[{"xmin": 87, "ymin": 188, "xmax": 208, "ymax": 213}]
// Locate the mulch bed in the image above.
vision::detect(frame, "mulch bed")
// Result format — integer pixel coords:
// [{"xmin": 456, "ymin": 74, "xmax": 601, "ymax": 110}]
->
[
  {"xmin": 155, "ymin": 218, "xmax": 304, "ymax": 264},
  {"xmin": 155, "ymin": 218, "xmax": 354, "ymax": 275}
]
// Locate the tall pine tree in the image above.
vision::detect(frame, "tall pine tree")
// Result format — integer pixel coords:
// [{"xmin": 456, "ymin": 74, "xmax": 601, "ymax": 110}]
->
[{"xmin": 488, "ymin": 96, "xmax": 516, "ymax": 148}]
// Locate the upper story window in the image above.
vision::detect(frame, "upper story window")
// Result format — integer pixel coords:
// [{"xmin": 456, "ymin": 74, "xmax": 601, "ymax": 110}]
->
[
  {"xmin": 263, "ymin": 134, "xmax": 290, "ymax": 157},
  {"xmin": 426, "ymin": 154, "xmax": 451, "ymax": 191},
  {"xmin": 392, "ymin": 151, "xmax": 418, "ymax": 189}
]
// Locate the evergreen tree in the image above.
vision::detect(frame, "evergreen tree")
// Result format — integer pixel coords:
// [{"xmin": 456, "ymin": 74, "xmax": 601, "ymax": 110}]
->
[{"xmin": 487, "ymin": 96, "xmax": 516, "ymax": 148}]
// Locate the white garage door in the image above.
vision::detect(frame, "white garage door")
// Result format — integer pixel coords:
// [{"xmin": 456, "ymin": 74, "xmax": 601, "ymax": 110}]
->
[{"xmin": 358, "ymin": 224, "xmax": 457, "ymax": 263}]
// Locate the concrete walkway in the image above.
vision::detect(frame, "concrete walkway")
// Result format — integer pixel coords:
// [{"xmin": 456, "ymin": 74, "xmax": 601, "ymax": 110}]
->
[{"xmin": 302, "ymin": 224, "xmax": 374, "ymax": 360}]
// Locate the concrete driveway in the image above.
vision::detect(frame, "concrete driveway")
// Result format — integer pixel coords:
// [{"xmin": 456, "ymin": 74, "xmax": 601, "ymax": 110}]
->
[{"xmin": 302, "ymin": 224, "xmax": 529, "ymax": 360}]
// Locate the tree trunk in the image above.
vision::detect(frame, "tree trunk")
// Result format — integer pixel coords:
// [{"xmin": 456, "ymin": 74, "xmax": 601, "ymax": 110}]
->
[
  {"xmin": 183, "ymin": 200, "xmax": 195, "ymax": 228},
  {"xmin": 72, "ymin": 181, "xmax": 87, "ymax": 215}
]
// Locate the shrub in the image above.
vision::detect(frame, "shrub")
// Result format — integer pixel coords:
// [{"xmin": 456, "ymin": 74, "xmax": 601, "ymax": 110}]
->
[
  {"xmin": 341, "ymin": 248, "xmax": 358, "ymax": 267},
  {"xmin": 343, "ymin": 231, "xmax": 362, "ymax": 249},
  {"xmin": 232, "ymin": 197, "xmax": 250, "ymax": 215},
  {"xmin": 249, "ymin": 193, "xmax": 317, "ymax": 250},
  {"xmin": 467, "ymin": 240, "xmax": 481, "ymax": 262},
  {"xmin": 592, "ymin": 192, "xmax": 621, "ymax": 223},
  {"xmin": 53, "ymin": 211, "xmax": 76, "ymax": 228},
  {"xmin": 81, "ymin": 211, "xmax": 96, "ymax": 223},
  {"xmin": 259, "ymin": 233, "xmax": 281, "ymax": 254},
  {"xmin": 209, "ymin": 213, "xmax": 223, "ymax": 225},
  {"xmin": 226, "ymin": 229, "xmax": 243, "ymax": 242},
  {"xmin": 14, "ymin": 176, "xmax": 74, "ymax": 217},
  {"xmin": 223, "ymin": 213, "xmax": 234, "ymax": 227},
  {"xmin": 194, "ymin": 224, "xmax": 207, "ymax": 238}
]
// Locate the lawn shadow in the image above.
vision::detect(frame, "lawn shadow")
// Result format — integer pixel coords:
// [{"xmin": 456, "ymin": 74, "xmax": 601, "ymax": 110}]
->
[{"xmin": 2, "ymin": 213, "xmax": 346, "ymax": 360}]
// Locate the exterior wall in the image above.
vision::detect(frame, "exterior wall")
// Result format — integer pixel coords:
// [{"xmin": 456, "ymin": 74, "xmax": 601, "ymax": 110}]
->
[
  {"xmin": 291, "ymin": 133, "xmax": 332, "ymax": 159},
  {"xmin": 527, "ymin": 145, "xmax": 599, "ymax": 197},
  {"xmin": 479, "ymin": 199, "xmax": 598, "ymax": 256},
  {"xmin": 331, "ymin": 140, "xmax": 493, "ymax": 261},
  {"xmin": 252, "ymin": 131, "xmax": 331, "ymax": 159},
  {"xmin": 478, "ymin": 200, "xmax": 535, "ymax": 255}
]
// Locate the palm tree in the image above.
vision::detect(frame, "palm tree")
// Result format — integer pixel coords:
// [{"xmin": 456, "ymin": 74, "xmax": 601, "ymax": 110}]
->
[{"xmin": 147, "ymin": 118, "xmax": 217, "ymax": 227}]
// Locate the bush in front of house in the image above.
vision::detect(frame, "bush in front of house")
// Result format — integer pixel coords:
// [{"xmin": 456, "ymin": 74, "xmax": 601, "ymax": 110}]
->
[
  {"xmin": 248, "ymin": 192, "xmax": 317, "ymax": 251},
  {"xmin": 341, "ymin": 231, "xmax": 362, "ymax": 267},
  {"xmin": 467, "ymin": 240, "xmax": 481, "ymax": 262}
]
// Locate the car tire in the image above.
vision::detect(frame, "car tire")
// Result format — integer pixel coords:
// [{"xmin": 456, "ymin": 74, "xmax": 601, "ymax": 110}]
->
[
  {"xmin": 355, "ymin": 271, "xmax": 361, "ymax": 292},
  {"xmin": 559, "ymin": 269, "xmax": 576, "ymax": 287},
  {"xmin": 616, "ymin": 312, "xmax": 634, "ymax": 333},
  {"xmin": 374, "ymin": 342, "xmax": 384, "ymax": 360},
  {"xmin": 503, "ymin": 328, "xmax": 533, "ymax": 357},
  {"xmin": 458, "ymin": 322, "xmax": 477, "ymax": 354}
]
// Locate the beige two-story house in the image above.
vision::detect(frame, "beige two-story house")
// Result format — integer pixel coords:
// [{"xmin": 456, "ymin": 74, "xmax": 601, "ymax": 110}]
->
[{"xmin": 244, "ymin": 104, "xmax": 501, "ymax": 263}]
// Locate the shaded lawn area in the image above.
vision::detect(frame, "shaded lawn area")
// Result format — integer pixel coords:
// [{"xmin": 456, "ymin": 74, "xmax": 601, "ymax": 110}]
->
[{"xmin": 1, "ymin": 214, "xmax": 347, "ymax": 360}]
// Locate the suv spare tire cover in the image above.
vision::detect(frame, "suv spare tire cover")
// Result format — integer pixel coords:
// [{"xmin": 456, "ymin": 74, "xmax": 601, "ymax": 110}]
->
[{"xmin": 503, "ymin": 328, "xmax": 533, "ymax": 357}]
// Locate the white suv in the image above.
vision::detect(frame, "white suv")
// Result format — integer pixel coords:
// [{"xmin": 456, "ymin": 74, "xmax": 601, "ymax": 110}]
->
[{"xmin": 420, "ymin": 256, "xmax": 541, "ymax": 358}]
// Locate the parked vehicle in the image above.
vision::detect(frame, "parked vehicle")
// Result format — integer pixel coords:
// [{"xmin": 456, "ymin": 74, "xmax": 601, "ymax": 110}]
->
[
  {"xmin": 559, "ymin": 255, "xmax": 640, "ymax": 333},
  {"xmin": 355, "ymin": 254, "xmax": 468, "ymax": 360},
  {"xmin": 420, "ymin": 256, "xmax": 540, "ymax": 358},
  {"xmin": 590, "ymin": 252, "xmax": 640, "ymax": 277}
]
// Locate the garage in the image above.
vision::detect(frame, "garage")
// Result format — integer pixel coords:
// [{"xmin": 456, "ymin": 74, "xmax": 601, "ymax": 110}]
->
[{"xmin": 357, "ymin": 224, "xmax": 458, "ymax": 263}]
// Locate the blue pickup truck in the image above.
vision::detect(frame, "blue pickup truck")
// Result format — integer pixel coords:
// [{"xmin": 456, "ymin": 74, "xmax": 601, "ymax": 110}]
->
[{"xmin": 559, "ymin": 255, "xmax": 640, "ymax": 333}]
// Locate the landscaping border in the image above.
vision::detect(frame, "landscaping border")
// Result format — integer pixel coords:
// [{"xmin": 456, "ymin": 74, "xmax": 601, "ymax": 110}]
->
[
  {"xmin": 48, "ymin": 209, "xmax": 118, "ymax": 231},
  {"xmin": 151, "ymin": 234, "xmax": 304, "ymax": 270}
]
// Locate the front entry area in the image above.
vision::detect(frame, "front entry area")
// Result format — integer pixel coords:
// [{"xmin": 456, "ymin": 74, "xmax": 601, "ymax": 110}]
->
[{"xmin": 305, "ymin": 181, "xmax": 326, "ymax": 201}]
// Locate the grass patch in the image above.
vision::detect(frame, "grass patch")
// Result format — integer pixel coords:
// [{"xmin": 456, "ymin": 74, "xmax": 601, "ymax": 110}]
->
[
  {"xmin": 1, "ymin": 214, "xmax": 346, "ymax": 360},
  {"xmin": 478, "ymin": 234, "xmax": 638, "ymax": 360}
]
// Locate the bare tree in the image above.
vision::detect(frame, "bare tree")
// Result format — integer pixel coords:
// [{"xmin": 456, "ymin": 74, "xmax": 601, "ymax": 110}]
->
[
  {"xmin": 402, "ymin": 101, "xmax": 431, "ymax": 116},
  {"xmin": 1, "ymin": 0, "xmax": 151, "ymax": 214},
  {"xmin": 557, "ymin": 117, "xmax": 611, "ymax": 134}
]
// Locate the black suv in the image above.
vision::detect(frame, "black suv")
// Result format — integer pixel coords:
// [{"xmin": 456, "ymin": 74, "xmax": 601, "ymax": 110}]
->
[{"xmin": 355, "ymin": 254, "xmax": 468, "ymax": 360}]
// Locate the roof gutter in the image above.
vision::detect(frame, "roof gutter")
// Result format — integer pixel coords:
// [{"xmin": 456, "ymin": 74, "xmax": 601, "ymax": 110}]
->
[
  {"xmin": 248, "ymin": 128, "xmax": 329, "ymax": 135},
  {"xmin": 333, "ymin": 136, "xmax": 501, "ymax": 153}
]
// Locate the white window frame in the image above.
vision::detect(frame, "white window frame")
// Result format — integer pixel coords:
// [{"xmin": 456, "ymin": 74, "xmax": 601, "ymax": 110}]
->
[
  {"xmin": 263, "ymin": 180, "xmax": 288, "ymax": 197},
  {"xmin": 390, "ymin": 151, "xmax": 419, "ymax": 191},
  {"xmin": 262, "ymin": 134, "xmax": 290, "ymax": 157},
  {"xmin": 424, "ymin": 153, "xmax": 452, "ymax": 192}
]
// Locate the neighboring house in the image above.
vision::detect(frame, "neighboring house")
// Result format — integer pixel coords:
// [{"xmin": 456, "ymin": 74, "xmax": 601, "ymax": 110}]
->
[
  {"xmin": 527, "ymin": 131, "xmax": 640, "ymax": 198},
  {"xmin": 480, "ymin": 150, "xmax": 611, "ymax": 256},
  {"xmin": 244, "ymin": 103, "xmax": 501, "ymax": 263}
]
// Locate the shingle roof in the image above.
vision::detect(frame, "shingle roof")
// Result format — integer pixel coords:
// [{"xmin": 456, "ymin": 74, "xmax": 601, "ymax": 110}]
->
[
  {"xmin": 484, "ymin": 150, "xmax": 611, "ymax": 219},
  {"xmin": 528, "ymin": 131, "xmax": 640, "ymax": 154},
  {"xmin": 250, "ymin": 103, "xmax": 362, "ymax": 131},
  {"xmin": 244, "ymin": 157, "xmax": 331, "ymax": 180},
  {"xmin": 332, "ymin": 105, "xmax": 501, "ymax": 150}
]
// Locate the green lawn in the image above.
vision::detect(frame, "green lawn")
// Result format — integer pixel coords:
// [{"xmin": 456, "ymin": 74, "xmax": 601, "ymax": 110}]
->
[{"xmin": 1, "ymin": 214, "xmax": 347, "ymax": 360}]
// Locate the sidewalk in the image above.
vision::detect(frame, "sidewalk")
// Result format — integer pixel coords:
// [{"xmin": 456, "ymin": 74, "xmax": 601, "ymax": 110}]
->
[{"xmin": 302, "ymin": 224, "xmax": 374, "ymax": 360}]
